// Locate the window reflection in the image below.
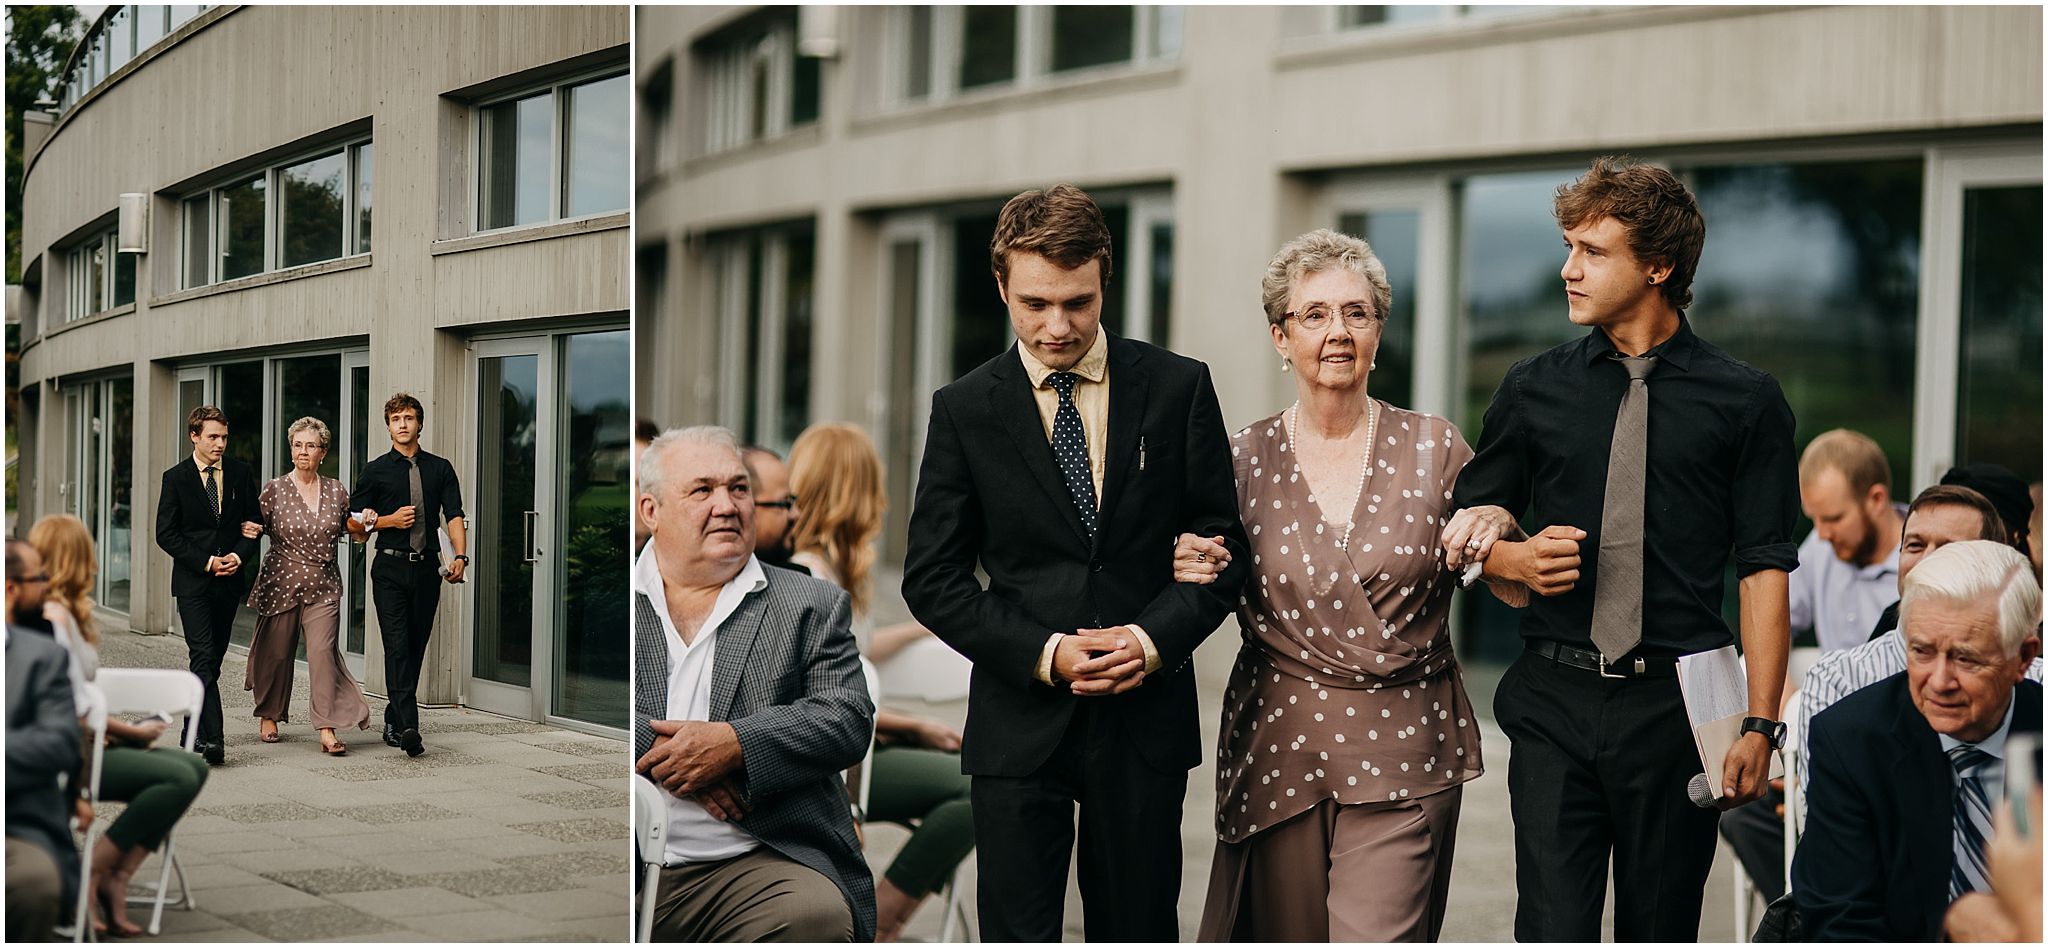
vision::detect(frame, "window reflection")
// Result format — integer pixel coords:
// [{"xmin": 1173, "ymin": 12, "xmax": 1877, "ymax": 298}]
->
[
  {"xmin": 566, "ymin": 74, "xmax": 629, "ymax": 217},
  {"xmin": 1956, "ymin": 185, "xmax": 2043, "ymax": 482},
  {"xmin": 1338, "ymin": 210, "xmax": 1420, "ymax": 411},
  {"xmin": 555, "ymin": 330, "xmax": 630, "ymax": 727},
  {"xmin": 279, "ymin": 150, "xmax": 346, "ymax": 269}
]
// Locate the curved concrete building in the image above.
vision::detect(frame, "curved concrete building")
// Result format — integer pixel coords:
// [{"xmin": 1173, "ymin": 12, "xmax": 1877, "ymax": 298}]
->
[{"xmin": 14, "ymin": 5, "xmax": 631, "ymax": 733}]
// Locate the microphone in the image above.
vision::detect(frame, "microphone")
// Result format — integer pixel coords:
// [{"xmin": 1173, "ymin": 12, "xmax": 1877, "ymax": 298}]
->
[{"xmin": 1688, "ymin": 773, "xmax": 1720, "ymax": 808}]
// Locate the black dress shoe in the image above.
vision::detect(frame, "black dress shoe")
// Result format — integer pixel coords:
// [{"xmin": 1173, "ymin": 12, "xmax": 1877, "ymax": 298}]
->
[
  {"xmin": 400, "ymin": 728, "xmax": 424, "ymax": 758},
  {"xmin": 383, "ymin": 725, "xmax": 402, "ymax": 748},
  {"xmin": 198, "ymin": 742, "xmax": 225, "ymax": 765}
]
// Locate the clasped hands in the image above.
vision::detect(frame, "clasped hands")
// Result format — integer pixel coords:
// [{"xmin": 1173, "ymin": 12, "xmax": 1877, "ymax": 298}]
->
[
  {"xmin": 637, "ymin": 719, "xmax": 750, "ymax": 822},
  {"xmin": 1441, "ymin": 506, "xmax": 1583, "ymax": 597},
  {"xmin": 1054, "ymin": 628, "xmax": 1147, "ymax": 696}
]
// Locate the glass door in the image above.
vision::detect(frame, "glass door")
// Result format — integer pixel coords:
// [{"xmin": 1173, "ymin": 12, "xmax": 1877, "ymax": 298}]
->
[
  {"xmin": 468, "ymin": 330, "xmax": 628, "ymax": 733},
  {"xmin": 877, "ymin": 217, "xmax": 940, "ymax": 564},
  {"xmin": 469, "ymin": 337, "xmax": 552, "ymax": 720},
  {"xmin": 1913, "ymin": 147, "xmax": 2043, "ymax": 492},
  {"xmin": 1327, "ymin": 174, "xmax": 1456, "ymax": 419},
  {"xmin": 342, "ymin": 351, "xmax": 371, "ymax": 679}
]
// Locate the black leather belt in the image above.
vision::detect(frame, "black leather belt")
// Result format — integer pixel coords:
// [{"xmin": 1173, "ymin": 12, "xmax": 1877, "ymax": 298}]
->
[
  {"xmin": 1528, "ymin": 640, "xmax": 1679, "ymax": 679},
  {"xmin": 377, "ymin": 550, "xmax": 436, "ymax": 563}
]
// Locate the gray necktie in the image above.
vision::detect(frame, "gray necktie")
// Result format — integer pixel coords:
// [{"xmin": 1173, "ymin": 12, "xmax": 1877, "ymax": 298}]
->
[
  {"xmin": 1949, "ymin": 745, "xmax": 1995, "ymax": 898},
  {"xmin": 1591, "ymin": 354, "xmax": 1657, "ymax": 660},
  {"xmin": 407, "ymin": 458, "xmax": 427, "ymax": 553}
]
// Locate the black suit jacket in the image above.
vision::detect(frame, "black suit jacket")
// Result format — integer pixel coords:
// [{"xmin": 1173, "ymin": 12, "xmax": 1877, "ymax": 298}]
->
[
  {"xmin": 155, "ymin": 456, "xmax": 261, "ymax": 597},
  {"xmin": 903, "ymin": 334, "xmax": 1250, "ymax": 777},
  {"xmin": 6, "ymin": 624, "xmax": 83, "ymax": 904},
  {"xmin": 1793, "ymin": 674, "xmax": 2042, "ymax": 941}
]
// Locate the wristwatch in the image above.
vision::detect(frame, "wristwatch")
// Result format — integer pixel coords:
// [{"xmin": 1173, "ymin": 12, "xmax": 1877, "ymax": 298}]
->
[
  {"xmin": 453, "ymin": 554, "xmax": 469, "ymax": 564},
  {"xmin": 1740, "ymin": 716, "xmax": 1787, "ymax": 750}
]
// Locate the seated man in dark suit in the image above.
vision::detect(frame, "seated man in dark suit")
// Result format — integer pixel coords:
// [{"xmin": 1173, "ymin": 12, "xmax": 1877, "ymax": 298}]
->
[
  {"xmin": 632, "ymin": 425, "xmax": 876, "ymax": 942},
  {"xmin": 7, "ymin": 539, "xmax": 82, "ymax": 943},
  {"xmin": 1793, "ymin": 540, "xmax": 2043, "ymax": 941}
]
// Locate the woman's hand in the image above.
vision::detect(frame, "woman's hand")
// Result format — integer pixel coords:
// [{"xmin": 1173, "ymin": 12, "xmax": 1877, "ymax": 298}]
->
[
  {"xmin": 915, "ymin": 719, "xmax": 963, "ymax": 752},
  {"xmin": 1173, "ymin": 533, "xmax": 1230, "ymax": 585},
  {"xmin": 73, "ymin": 798, "xmax": 94, "ymax": 833},
  {"xmin": 241, "ymin": 520, "xmax": 264, "ymax": 539},
  {"xmin": 1441, "ymin": 504, "xmax": 1520, "ymax": 569}
]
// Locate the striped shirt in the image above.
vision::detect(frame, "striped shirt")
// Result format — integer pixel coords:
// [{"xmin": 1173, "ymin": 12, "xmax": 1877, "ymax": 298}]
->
[{"xmin": 1797, "ymin": 628, "xmax": 2045, "ymax": 799}]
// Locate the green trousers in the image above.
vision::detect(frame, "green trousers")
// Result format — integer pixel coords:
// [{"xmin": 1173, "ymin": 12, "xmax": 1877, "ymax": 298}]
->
[
  {"xmin": 867, "ymin": 745, "xmax": 975, "ymax": 897},
  {"xmin": 99, "ymin": 746, "xmax": 209, "ymax": 852}
]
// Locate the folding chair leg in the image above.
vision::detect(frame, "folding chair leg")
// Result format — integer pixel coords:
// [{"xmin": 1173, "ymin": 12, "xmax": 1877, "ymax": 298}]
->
[
  {"xmin": 74, "ymin": 825, "xmax": 98, "ymax": 943},
  {"xmin": 638, "ymin": 862, "xmax": 661, "ymax": 943},
  {"xmin": 146, "ymin": 841, "xmax": 175, "ymax": 935}
]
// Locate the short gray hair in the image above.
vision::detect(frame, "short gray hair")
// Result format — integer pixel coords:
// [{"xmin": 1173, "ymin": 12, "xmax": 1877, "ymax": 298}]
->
[
  {"xmin": 286, "ymin": 416, "xmax": 331, "ymax": 448},
  {"xmin": 1900, "ymin": 540, "xmax": 2041, "ymax": 658},
  {"xmin": 1260, "ymin": 228, "xmax": 1392, "ymax": 329},
  {"xmin": 639, "ymin": 425, "xmax": 741, "ymax": 501}
]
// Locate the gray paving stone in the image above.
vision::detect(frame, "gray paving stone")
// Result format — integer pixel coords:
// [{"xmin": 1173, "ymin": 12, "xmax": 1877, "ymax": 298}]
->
[
  {"xmin": 175, "ymin": 831, "xmax": 305, "ymax": 856},
  {"xmin": 508, "ymin": 817, "xmax": 627, "ymax": 843},
  {"xmin": 379, "ymin": 850, "xmax": 509, "ymax": 876},
  {"xmin": 181, "ymin": 864, "xmax": 275, "ymax": 892},
  {"xmin": 435, "ymin": 720, "xmax": 556, "ymax": 735},
  {"xmin": 264, "ymin": 816, "xmax": 380, "ymax": 839},
  {"xmin": 528, "ymin": 741, "xmax": 623, "ymax": 760},
  {"xmin": 399, "ymin": 817, "xmax": 519, "ymax": 841},
  {"xmin": 485, "ymin": 885, "xmax": 627, "ymax": 921},
  {"xmin": 185, "ymin": 881, "xmax": 332, "ymax": 911},
  {"xmin": 521, "ymin": 849, "xmax": 631, "ymax": 878},
  {"xmin": 458, "ymin": 802, "xmax": 586, "ymax": 826},
  {"xmin": 326, "ymin": 885, "xmax": 500, "ymax": 922},
  {"xmin": 532, "ymin": 763, "xmax": 624, "ymax": 785},
  {"xmin": 218, "ymin": 849, "xmax": 369, "ymax": 875},
  {"xmin": 215, "ymin": 904, "xmax": 404, "ymax": 941},
  {"xmin": 520, "ymin": 788, "xmax": 623, "ymax": 810},
  {"xmin": 261, "ymin": 866, "xmax": 415, "ymax": 895},
  {"xmin": 443, "ymin": 834, "xmax": 581, "ymax": 860},
  {"xmin": 326, "ymin": 801, "xmax": 466, "ymax": 824},
  {"xmin": 192, "ymin": 801, "xmax": 330, "ymax": 823},
  {"xmin": 307, "ymin": 830, "xmax": 452, "ymax": 857},
  {"xmin": 409, "ymin": 867, "xmax": 589, "ymax": 899}
]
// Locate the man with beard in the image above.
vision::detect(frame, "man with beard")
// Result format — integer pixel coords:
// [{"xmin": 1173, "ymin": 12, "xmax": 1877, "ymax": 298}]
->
[
  {"xmin": 1790, "ymin": 429, "xmax": 1906, "ymax": 653},
  {"xmin": 6, "ymin": 538, "xmax": 81, "ymax": 942}
]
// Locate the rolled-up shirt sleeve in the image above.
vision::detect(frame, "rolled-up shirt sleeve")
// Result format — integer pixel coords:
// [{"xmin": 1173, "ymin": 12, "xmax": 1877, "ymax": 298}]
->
[{"xmin": 1730, "ymin": 374, "xmax": 1799, "ymax": 577}]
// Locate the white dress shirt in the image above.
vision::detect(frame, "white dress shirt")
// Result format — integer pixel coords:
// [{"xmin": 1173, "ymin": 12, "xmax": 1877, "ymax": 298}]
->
[
  {"xmin": 634, "ymin": 544, "xmax": 766, "ymax": 866},
  {"xmin": 1787, "ymin": 510, "xmax": 1905, "ymax": 653}
]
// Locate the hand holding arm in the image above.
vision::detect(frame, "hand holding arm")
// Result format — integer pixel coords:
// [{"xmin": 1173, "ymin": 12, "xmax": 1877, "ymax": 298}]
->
[
  {"xmin": 1441, "ymin": 504, "xmax": 1524, "ymax": 570},
  {"xmin": 1172, "ymin": 533, "xmax": 1231, "ymax": 585}
]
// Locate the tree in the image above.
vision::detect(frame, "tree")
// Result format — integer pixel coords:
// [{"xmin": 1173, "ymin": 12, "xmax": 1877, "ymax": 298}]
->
[{"xmin": 6, "ymin": 6, "xmax": 83, "ymax": 283}]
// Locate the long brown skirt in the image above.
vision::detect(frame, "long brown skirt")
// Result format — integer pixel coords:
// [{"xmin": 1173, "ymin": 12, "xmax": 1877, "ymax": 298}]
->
[
  {"xmin": 1198, "ymin": 786, "xmax": 1463, "ymax": 943},
  {"xmin": 247, "ymin": 599, "xmax": 371, "ymax": 731}
]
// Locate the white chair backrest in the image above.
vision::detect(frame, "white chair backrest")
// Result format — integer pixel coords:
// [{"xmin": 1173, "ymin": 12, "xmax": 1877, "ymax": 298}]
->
[
  {"xmin": 855, "ymin": 657, "xmax": 881, "ymax": 816},
  {"xmin": 94, "ymin": 668, "xmax": 204, "ymax": 752},
  {"xmin": 878, "ymin": 635, "xmax": 972, "ymax": 703},
  {"xmin": 632, "ymin": 774, "xmax": 669, "ymax": 867}
]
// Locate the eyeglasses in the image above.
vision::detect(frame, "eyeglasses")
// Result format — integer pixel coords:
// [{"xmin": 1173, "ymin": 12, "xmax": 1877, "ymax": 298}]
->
[
  {"xmin": 11, "ymin": 573, "xmax": 50, "ymax": 584},
  {"xmin": 756, "ymin": 498, "xmax": 797, "ymax": 511},
  {"xmin": 1284, "ymin": 304, "xmax": 1379, "ymax": 332}
]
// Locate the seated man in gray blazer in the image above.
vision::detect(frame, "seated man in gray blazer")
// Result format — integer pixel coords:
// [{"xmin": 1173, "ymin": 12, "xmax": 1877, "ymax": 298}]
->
[
  {"xmin": 632, "ymin": 425, "xmax": 876, "ymax": 942},
  {"xmin": 7, "ymin": 539, "xmax": 82, "ymax": 943}
]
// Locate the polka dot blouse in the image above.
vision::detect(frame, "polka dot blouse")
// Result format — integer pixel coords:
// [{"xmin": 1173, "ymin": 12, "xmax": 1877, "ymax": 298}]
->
[
  {"xmin": 246, "ymin": 475, "xmax": 351, "ymax": 616},
  {"xmin": 1214, "ymin": 403, "xmax": 1485, "ymax": 842}
]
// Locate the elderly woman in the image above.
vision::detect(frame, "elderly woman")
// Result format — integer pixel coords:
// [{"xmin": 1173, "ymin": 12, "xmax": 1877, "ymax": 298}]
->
[
  {"xmin": 241, "ymin": 416, "xmax": 372, "ymax": 754},
  {"xmin": 1177, "ymin": 229, "xmax": 1524, "ymax": 942}
]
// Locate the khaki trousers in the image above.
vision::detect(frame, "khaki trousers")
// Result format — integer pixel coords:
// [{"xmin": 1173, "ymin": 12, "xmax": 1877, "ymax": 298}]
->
[{"xmin": 651, "ymin": 847, "xmax": 853, "ymax": 942}]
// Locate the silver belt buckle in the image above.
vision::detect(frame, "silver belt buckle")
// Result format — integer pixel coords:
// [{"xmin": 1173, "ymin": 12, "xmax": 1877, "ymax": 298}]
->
[{"xmin": 1597, "ymin": 654, "xmax": 1644, "ymax": 679}]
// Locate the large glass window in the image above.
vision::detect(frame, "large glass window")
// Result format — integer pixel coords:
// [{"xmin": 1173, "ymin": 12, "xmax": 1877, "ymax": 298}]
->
[
  {"xmin": 66, "ymin": 227, "xmax": 136, "ymax": 321},
  {"xmin": 181, "ymin": 139, "xmax": 370, "ymax": 287},
  {"xmin": 896, "ymin": 7, "xmax": 1180, "ymax": 108},
  {"xmin": 555, "ymin": 330, "xmax": 629, "ymax": 727},
  {"xmin": 697, "ymin": 8, "xmax": 818, "ymax": 154},
  {"xmin": 276, "ymin": 355, "xmax": 342, "ymax": 479},
  {"xmin": 1955, "ymin": 185, "xmax": 2043, "ymax": 482},
  {"xmin": 712, "ymin": 225, "xmax": 816, "ymax": 453},
  {"xmin": 565, "ymin": 74, "xmax": 630, "ymax": 219},
  {"xmin": 1051, "ymin": 6, "xmax": 1135, "ymax": 73},
  {"xmin": 478, "ymin": 70, "xmax": 629, "ymax": 230},
  {"xmin": 960, "ymin": 6, "xmax": 1018, "ymax": 90},
  {"xmin": 106, "ymin": 377, "xmax": 133, "ymax": 612},
  {"xmin": 279, "ymin": 150, "xmax": 346, "ymax": 269}
]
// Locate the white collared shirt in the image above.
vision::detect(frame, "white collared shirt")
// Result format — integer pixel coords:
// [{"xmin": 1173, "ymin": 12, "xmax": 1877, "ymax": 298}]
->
[
  {"xmin": 634, "ymin": 545, "xmax": 766, "ymax": 866},
  {"xmin": 1939, "ymin": 694, "xmax": 2017, "ymax": 806},
  {"xmin": 1788, "ymin": 511, "xmax": 1905, "ymax": 653}
]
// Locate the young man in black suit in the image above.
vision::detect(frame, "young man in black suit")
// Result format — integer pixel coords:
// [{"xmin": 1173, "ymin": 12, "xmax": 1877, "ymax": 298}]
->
[
  {"xmin": 154, "ymin": 405, "xmax": 261, "ymax": 765},
  {"xmin": 349, "ymin": 393, "xmax": 467, "ymax": 758},
  {"xmin": 903, "ymin": 184, "xmax": 1249, "ymax": 941}
]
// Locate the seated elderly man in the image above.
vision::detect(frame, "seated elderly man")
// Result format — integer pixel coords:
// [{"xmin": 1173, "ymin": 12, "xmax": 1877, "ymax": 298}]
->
[
  {"xmin": 632, "ymin": 425, "xmax": 876, "ymax": 942},
  {"xmin": 1791, "ymin": 540, "xmax": 2042, "ymax": 941},
  {"xmin": 7, "ymin": 538, "xmax": 82, "ymax": 942}
]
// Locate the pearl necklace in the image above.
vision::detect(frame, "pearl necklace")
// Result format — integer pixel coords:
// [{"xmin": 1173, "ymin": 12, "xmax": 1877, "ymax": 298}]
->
[{"xmin": 1285, "ymin": 397, "xmax": 1378, "ymax": 551}]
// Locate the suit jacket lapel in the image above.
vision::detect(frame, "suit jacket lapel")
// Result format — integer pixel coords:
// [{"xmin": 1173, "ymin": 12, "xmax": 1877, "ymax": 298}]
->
[
  {"xmin": 1095, "ymin": 336, "xmax": 1147, "ymax": 536},
  {"xmin": 709, "ymin": 590, "xmax": 765, "ymax": 722},
  {"xmin": 990, "ymin": 350, "xmax": 1092, "ymax": 549},
  {"xmin": 1886, "ymin": 688, "xmax": 1954, "ymax": 876}
]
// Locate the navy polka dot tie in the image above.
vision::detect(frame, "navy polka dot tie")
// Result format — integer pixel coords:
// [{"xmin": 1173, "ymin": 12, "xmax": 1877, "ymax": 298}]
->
[{"xmin": 1047, "ymin": 372, "xmax": 1098, "ymax": 541}]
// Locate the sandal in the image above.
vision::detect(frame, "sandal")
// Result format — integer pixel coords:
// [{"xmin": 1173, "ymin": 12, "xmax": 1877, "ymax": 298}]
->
[
  {"xmin": 320, "ymin": 730, "xmax": 347, "ymax": 756},
  {"xmin": 259, "ymin": 718, "xmax": 281, "ymax": 743},
  {"xmin": 95, "ymin": 884, "xmax": 144, "ymax": 938}
]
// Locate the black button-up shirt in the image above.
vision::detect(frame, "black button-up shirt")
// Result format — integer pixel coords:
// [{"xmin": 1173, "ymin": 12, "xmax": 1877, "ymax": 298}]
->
[
  {"xmin": 349, "ymin": 448, "xmax": 465, "ymax": 554},
  {"xmin": 1453, "ymin": 317, "xmax": 1800, "ymax": 656}
]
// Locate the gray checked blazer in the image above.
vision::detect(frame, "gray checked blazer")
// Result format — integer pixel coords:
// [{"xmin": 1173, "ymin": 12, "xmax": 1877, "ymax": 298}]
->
[{"xmin": 634, "ymin": 563, "xmax": 877, "ymax": 942}]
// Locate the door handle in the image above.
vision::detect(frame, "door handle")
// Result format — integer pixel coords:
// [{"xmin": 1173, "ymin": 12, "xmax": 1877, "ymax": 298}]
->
[{"xmin": 523, "ymin": 510, "xmax": 542, "ymax": 562}]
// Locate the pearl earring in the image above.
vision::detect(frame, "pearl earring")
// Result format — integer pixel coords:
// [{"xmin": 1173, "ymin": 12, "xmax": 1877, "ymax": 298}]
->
[
  {"xmin": 1281, "ymin": 357, "xmax": 1292, "ymax": 372},
  {"xmin": 1371, "ymin": 361, "xmax": 1378, "ymax": 370}
]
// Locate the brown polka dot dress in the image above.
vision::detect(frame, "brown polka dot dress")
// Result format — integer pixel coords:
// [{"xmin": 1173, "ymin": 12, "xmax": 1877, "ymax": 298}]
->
[
  {"xmin": 244, "ymin": 473, "xmax": 371, "ymax": 731},
  {"xmin": 247, "ymin": 475, "xmax": 350, "ymax": 614},
  {"xmin": 1214, "ymin": 403, "xmax": 1485, "ymax": 844}
]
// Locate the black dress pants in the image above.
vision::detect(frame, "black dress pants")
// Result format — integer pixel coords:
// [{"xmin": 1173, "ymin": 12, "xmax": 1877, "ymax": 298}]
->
[
  {"xmin": 1493, "ymin": 649, "xmax": 1721, "ymax": 942},
  {"xmin": 370, "ymin": 555, "xmax": 442, "ymax": 732},
  {"xmin": 969, "ymin": 701, "xmax": 1187, "ymax": 942},
  {"xmin": 175, "ymin": 583, "xmax": 242, "ymax": 747}
]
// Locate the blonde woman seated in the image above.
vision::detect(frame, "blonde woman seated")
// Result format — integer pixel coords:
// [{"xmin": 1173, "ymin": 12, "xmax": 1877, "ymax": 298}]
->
[
  {"xmin": 1174, "ymin": 230, "xmax": 1526, "ymax": 942},
  {"xmin": 239, "ymin": 417, "xmax": 373, "ymax": 754},
  {"xmin": 31, "ymin": 515, "xmax": 209, "ymax": 938},
  {"xmin": 785, "ymin": 422, "xmax": 975, "ymax": 943}
]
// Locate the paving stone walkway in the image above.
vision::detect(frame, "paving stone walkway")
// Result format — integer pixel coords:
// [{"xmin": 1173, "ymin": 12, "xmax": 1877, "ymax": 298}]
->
[{"xmin": 87, "ymin": 626, "xmax": 629, "ymax": 942}]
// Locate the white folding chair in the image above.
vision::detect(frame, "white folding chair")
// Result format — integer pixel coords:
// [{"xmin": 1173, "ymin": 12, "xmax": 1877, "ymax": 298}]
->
[
  {"xmin": 632, "ymin": 774, "xmax": 669, "ymax": 943},
  {"xmin": 854, "ymin": 658, "xmax": 881, "ymax": 820},
  {"xmin": 92, "ymin": 668, "xmax": 204, "ymax": 935},
  {"xmin": 1730, "ymin": 834, "xmax": 1754, "ymax": 943},
  {"xmin": 1780, "ymin": 690, "xmax": 1806, "ymax": 891},
  {"xmin": 69, "ymin": 681, "xmax": 108, "ymax": 943}
]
